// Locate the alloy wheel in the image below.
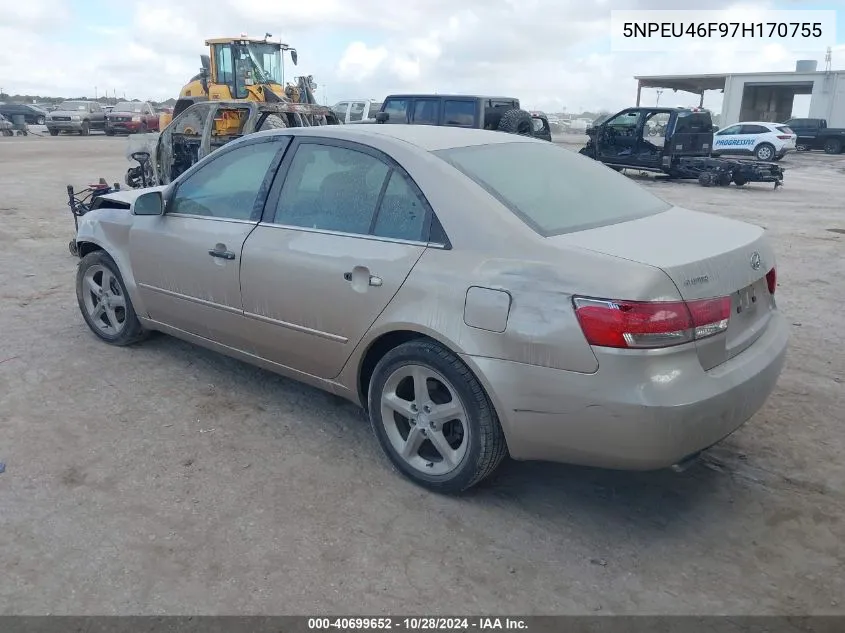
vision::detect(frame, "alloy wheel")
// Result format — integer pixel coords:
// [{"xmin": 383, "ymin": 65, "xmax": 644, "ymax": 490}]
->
[
  {"xmin": 81, "ymin": 264, "xmax": 127, "ymax": 336},
  {"xmin": 379, "ymin": 364, "xmax": 470, "ymax": 476}
]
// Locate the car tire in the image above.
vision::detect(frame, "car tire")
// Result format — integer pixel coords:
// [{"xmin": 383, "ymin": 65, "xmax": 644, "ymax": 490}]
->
[
  {"xmin": 823, "ymin": 138, "xmax": 843, "ymax": 154},
  {"xmin": 259, "ymin": 114, "xmax": 288, "ymax": 131},
  {"xmin": 105, "ymin": 128, "xmax": 114, "ymax": 136},
  {"xmin": 36, "ymin": 116, "xmax": 45, "ymax": 125},
  {"xmin": 698, "ymin": 172, "xmax": 716, "ymax": 187},
  {"xmin": 49, "ymin": 129, "xmax": 59, "ymax": 136},
  {"xmin": 76, "ymin": 251, "xmax": 148, "ymax": 346},
  {"xmin": 79, "ymin": 121, "xmax": 90, "ymax": 136},
  {"xmin": 367, "ymin": 339, "xmax": 507, "ymax": 494},
  {"xmin": 497, "ymin": 108, "xmax": 534, "ymax": 136},
  {"xmin": 754, "ymin": 143, "xmax": 775, "ymax": 161},
  {"xmin": 733, "ymin": 174, "xmax": 747, "ymax": 187}
]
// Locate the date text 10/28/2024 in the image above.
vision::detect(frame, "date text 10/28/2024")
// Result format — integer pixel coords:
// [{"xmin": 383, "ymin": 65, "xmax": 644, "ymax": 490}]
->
[{"xmin": 308, "ymin": 618, "xmax": 528, "ymax": 631}]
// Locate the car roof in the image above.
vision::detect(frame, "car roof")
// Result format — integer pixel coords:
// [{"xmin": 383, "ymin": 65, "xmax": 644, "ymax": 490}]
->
[
  {"xmin": 251, "ymin": 124, "xmax": 539, "ymax": 151},
  {"xmin": 733, "ymin": 121, "xmax": 779, "ymax": 126}
]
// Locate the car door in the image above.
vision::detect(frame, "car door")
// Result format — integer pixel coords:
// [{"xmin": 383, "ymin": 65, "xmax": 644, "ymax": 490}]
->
[
  {"xmin": 128, "ymin": 135, "xmax": 291, "ymax": 350},
  {"xmin": 332, "ymin": 102, "xmax": 350, "ymax": 124},
  {"xmin": 348, "ymin": 101, "xmax": 368, "ymax": 122},
  {"xmin": 239, "ymin": 138, "xmax": 431, "ymax": 379},
  {"xmin": 597, "ymin": 109, "xmax": 642, "ymax": 164},
  {"xmin": 144, "ymin": 103, "xmax": 158, "ymax": 130},
  {"xmin": 89, "ymin": 103, "xmax": 104, "ymax": 129},
  {"xmin": 712, "ymin": 124, "xmax": 743, "ymax": 155}
]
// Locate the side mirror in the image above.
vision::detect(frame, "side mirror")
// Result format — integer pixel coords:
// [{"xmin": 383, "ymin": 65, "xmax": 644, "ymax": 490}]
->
[
  {"xmin": 133, "ymin": 191, "xmax": 164, "ymax": 216},
  {"xmin": 375, "ymin": 112, "xmax": 389, "ymax": 123},
  {"xmin": 290, "ymin": 49, "xmax": 298, "ymax": 66}
]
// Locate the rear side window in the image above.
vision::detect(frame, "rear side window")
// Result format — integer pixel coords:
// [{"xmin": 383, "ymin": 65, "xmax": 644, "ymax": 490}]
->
[
  {"xmin": 412, "ymin": 99, "xmax": 439, "ymax": 125},
  {"xmin": 372, "ymin": 171, "xmax": 428, "ymax": 242},
  {"xmin": 674, "ymin": 113, "xmax": 711, "ymax": 134},
  {"xmin": 740, "ymin": 124, "xmax": 769, "ymax": 134},
  {"xmin": 443, "ymin": 100, "xmax": 475, "ymax": 126},
  {"xmin": 273, "ymin": 144, "xmax": 389, "ymax": 235},
  {"xmin": 435, "ymin": 142, "xmax": 670, "ymax": 237},
  {"xmin": 776, "ymin": 126, "xmax": 794, "ymax": 134}
]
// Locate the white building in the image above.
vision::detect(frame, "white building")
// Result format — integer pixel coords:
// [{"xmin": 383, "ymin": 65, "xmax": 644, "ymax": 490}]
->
[{"xmin": 634, "ymin": 61, "xmax": 845, "ymax": 127}]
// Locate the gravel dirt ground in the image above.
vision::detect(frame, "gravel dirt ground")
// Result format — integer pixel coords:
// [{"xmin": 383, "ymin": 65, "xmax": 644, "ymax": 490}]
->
[{"xmin": 0, "ymin": 129, "xmax": 843, "ymax": 615}]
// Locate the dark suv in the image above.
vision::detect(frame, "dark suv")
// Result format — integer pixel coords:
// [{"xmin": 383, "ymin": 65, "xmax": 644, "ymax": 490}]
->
[
  {"xmin": 0, "ymin": 103, "xmax": 48, "ymax": 125},
  {"xmin": 374, "ymin": 94, "xmax": 552, "ymax": 141}
]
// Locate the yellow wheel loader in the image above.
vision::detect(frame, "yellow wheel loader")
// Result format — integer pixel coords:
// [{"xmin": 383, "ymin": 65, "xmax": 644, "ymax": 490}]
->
[{"xmin": 159, "ymin": 33, "xmax": 324, "ymax": 131}]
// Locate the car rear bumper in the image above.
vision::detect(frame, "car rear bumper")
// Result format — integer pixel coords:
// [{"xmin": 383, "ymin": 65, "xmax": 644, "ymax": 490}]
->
[{"xmin": 463, "ymin": 311, "xmax": 789, "ymax": 470}]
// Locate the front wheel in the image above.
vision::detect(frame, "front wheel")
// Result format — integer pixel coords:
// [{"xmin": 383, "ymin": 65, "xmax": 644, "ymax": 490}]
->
[
  {"xmin": 49, "ymin": 129, "xmax": 59, "ymax": 136},
  {"xmin": 79, "ymin": 121, "xmax": 90, "ymax": 136},
  {"xmin": 76, "ymin": 251, "xmax": 148, "ymax": 346},
  {"xmin": 368, "ymin": 339, "xmax": 507, "ymax": 494}
]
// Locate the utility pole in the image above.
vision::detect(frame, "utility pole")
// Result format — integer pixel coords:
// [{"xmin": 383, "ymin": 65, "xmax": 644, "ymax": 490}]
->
[
  {"xmin": 95, "ymin": 86, "xmax": 98, "ymax": 99},
  {"xmin": 656, "ymin": 88, "xmax": 663, "ymax": 106}
]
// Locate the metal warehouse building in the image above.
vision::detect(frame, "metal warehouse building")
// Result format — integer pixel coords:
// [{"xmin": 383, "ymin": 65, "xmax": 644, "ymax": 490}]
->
[{"xmin": 634, "ymin": 60, "xmax": 845, "ymax": 128}]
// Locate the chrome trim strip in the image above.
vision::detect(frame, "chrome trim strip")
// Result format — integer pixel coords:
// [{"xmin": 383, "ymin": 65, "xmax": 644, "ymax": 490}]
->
[
  {"xmin": 166, "ymin": 213, "xmax": 258, "ymax": 225},
  {"xmin": 257, "ymin": 221, "xmax": 444, "ymax": 248},
  {"xmin": 137, "ymin": 284, "xmax": 243, "ymax": 315},
  {"xmin": 243, "ymin": 311, "xmax": 348, "ymax": 343}
]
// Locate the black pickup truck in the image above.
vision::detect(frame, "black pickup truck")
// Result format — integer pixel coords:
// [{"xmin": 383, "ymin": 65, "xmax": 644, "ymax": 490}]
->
[
  {"xmin": 372, "ymin": 94, "xmax": 552, "ymax": 141},
  {"xmin": 781, "ymin": 118, "xmax": 845, "ymax": 154},
  {"xmin": 580, "ymin": 106, "xmax": 784, "ymax": 188}
]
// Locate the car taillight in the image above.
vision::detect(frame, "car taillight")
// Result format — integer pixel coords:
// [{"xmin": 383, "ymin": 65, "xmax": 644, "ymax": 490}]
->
[
  {"xmin": 777, "ymin": 135, "xmax": 792, "ymax": 140},
  {"xmin": 573, "ymin": 296, "xmax": 731, "ymax": 349},
  {"xmin": 766, "ymin": 267, "xmax": 777, "ymax": 294}
]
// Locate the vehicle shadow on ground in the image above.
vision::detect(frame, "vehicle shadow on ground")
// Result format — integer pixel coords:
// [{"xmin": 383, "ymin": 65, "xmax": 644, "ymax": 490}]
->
[{"xmin": 136, "ymin": 333, "xmax": 734, "ymax": 532}]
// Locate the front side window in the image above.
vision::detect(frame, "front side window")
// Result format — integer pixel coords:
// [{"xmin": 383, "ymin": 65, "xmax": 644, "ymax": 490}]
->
[
  {"xmin": 436, "ymin": 141, "xmax": 670, "ymax": 237},
  {"xmin": 382, "ymin": 99, "xmax": 409, "ymax": 124},
  {"xmin": 332, "ymin": 102, "xmax": 349, "ymax": 119},
  {"xmin": 349, "ymin": 101, "xmax": 368, "ymax": 122},
  {"xmin": 170, "ymin": 140, "xmax": 285, "ymax": 220},
  {"xmin": 273, "ymin": 143, "xmax": 389, "ymax": 235}
]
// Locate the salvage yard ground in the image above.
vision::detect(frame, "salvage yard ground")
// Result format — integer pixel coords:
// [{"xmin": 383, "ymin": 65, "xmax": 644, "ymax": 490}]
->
[{"xmin": 0, "ymin": 130, "xmax": 843, "ymax": 614}]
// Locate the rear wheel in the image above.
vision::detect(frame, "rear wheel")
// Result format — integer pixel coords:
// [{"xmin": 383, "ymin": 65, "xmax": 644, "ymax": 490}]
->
[
  {"xmin": 105, "ymin": 128, "xmax": 114, "ymax": 136},
  {"xmin": 368, "ymin": 339, "xmax": 507, "ymax": 493},
  {"xmin": 698, "ymin": 172, "xmax": 716, "ymax": 187},
  {"xmin": 76, "ymin": 251, "xmax": 148, "ymax": 346},
  {"xmin": 824, "ymin": 138, "xmax": 842, "ymax": 154},
  {"xmin": 754, "ymin": 142, "xmax": 775, "ymax": 161},
  {"xmin": 36, "ymin": 116, "xmax": 45, "ymax": 125},
  {"xmin": 49, "ymin": 129, "xmax": 59, "ymax": 136},
  {"xmin": 258, "ymin": 114, "xmax": 288, "ymax": 131}
]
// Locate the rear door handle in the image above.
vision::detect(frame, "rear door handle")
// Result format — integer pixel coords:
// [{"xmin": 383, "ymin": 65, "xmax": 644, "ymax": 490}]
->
[{"xmin": 343, "ymin": 271, "xmax": 383, "ymax": 287}]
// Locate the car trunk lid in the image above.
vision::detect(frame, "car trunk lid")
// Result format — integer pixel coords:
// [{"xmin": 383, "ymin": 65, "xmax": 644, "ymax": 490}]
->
[{"xmin": 552, "ymin": 207, "xmax": 777, "ymax": 369}]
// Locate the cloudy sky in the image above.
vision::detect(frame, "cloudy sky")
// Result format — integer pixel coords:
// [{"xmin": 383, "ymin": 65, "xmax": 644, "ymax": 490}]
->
[{"xmin": 1, "ymin": 0, "xmax": 842, "ymax": 114}]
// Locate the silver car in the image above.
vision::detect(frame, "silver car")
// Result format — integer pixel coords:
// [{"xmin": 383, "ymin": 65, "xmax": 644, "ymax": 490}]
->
[{"xmin": 73, "ymin": 125, "xmax": 788, "ymax": 493}]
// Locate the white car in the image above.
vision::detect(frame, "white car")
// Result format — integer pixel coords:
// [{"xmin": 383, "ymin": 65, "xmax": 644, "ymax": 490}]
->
[{"xmin": 712, "ymin": 121, "xmax": 797, "ymax": 161}]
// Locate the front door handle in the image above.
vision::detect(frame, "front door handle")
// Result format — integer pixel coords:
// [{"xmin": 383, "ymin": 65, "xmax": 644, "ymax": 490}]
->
[{"xmin": 208, "ymin": 245, "xmax": 236, "ymax": 260}]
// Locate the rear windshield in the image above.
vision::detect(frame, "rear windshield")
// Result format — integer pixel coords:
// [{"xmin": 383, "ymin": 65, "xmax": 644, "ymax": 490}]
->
[
  {"xmin": 433, "ymin": 141, "xmax": 671, "ymax": 236},
  {"xmin": 114, "ymin": 102, "xmax": 144, "ymax": 112}
]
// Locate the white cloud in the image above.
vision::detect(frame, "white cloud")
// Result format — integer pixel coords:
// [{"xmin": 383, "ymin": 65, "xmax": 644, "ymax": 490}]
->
[{"xmin": 0, "ymin": 0, "xmax": 840, "ymax": 114}]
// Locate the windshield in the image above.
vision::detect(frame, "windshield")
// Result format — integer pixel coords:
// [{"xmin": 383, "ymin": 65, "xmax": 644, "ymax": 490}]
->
[
  {"xmin": 239, "ymin": 42, "xmax": 283, "ymax": 84},
  {"xmin": 59, "ymin": 101, "xmax": 88, "ymax": 111},
  {"xmin": 114, "ymin": 102, "xmax": 144, "ymax": 112},
  {"xmin": 434, "ymin": 141, "xmax": 671, "ymax": 236}
]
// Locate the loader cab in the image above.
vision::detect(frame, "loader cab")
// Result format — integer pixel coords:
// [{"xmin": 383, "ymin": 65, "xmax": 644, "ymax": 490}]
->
[{"xmin": 206, "ymin": 38, "xmax": 293, "ymax": 100}]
